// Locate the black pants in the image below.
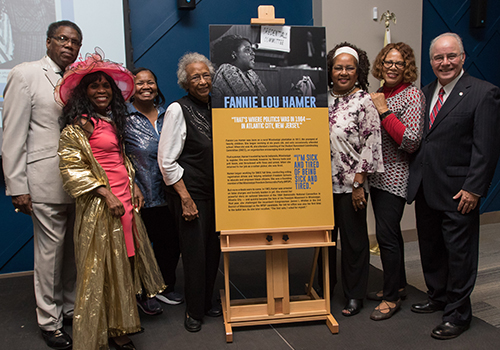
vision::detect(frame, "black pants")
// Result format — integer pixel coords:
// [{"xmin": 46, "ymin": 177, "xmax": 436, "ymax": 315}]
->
[
  {"xmin": 415, "ymin": 187, "xmax": 479, "ymax": 326},
  {"xmin": 167, "ymin": 194, "xmax": 221, "ymax": 320},
  {"xmin": 370, "ymin": 187, "xmax": 407, "ymax": 301},
  {"xmin": 319, "ymin": 192, "xmax": 369, "ymax": 300},
  {"xmin": 141, "ymin": 205, "xmax": 180, "ymax": 293}
]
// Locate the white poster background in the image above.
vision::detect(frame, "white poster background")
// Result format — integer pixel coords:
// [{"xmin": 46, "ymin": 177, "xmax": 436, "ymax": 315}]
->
[{"xmin": 258, "ymin": 26, "xmax": 291, "ymax": 53}]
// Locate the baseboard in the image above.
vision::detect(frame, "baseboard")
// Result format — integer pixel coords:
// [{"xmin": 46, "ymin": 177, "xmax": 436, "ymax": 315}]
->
[
  {"xmin": 369, "ymin": 211, "xmax": 500, "ymax": 245},
  {"xmin": 4, "ymin": 211, "xmax": 500, "ymax": 278},
  {"xmin": 480, "ymin": 211, "xmax": 500, "ymax": 225},
  {"xmin": 0, "ymin": 270, "xmax": 33, "ymax": 279}
]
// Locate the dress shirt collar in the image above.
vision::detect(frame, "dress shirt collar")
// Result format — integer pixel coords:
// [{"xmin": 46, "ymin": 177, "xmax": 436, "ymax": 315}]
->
[
  {"xmin": 437, "ymin": 69, "xmax": 464, "ymax": 97},
  {"xmin": 127, "ymin": 102, "xmax": 166, "ymax": 117},
  {"xmin": 431, "ymin": 69, "xmax": 464, "ymax": 106},
  {"xmin": 45, "ymin": 55, "xmax": 64, "ymax": 74},
  {"xmin": 126, "ymin": 102, "xmax": 165, "ymax": 134}
]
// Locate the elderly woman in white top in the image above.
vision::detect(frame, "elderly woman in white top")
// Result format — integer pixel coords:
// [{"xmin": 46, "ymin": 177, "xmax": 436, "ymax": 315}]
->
[
  {"xmin": 321, "ymin": 42, "xmax": 383, "ymax": 317},
  {"xmin": 158, "ymin": 53, "xmax": 221, "ymax": 333}
]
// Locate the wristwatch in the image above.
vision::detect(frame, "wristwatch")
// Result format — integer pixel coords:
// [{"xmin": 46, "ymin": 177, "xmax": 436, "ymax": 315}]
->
[
  {"xmin": 353, "ymin": 181, "xmax": 363, "ymax": 189},
  {"xmin": 379, "ymin": 110, "xmax": 392, "ymax": 121}
]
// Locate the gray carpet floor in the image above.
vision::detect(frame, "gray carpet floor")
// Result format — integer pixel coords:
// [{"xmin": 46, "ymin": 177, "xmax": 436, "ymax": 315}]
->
[
  {"xmin": 370, "ymin": 221, "xmax": 500, "ymax": 329},
  {"xmin": 2, "ymin": 236, "xmax": 500, "ymax": 349}
]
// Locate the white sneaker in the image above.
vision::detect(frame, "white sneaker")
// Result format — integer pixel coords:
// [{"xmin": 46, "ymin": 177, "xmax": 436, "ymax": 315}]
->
[{"xmin": 156, "ymin": 291, "xmax": 184, "ymax": 305}]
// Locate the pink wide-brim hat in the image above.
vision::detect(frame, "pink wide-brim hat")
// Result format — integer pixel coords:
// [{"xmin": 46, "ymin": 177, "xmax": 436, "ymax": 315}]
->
[{"xmin": 55, "ymin": 48, "xmax": 135, "ymax": 106}]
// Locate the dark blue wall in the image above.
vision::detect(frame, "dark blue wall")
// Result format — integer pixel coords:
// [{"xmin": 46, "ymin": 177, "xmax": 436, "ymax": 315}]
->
[
  {"xmin": 0, "ymin": 163, "xmax": 34, "ymax": 274},
  {"xmin": 421, "ymin": 0, "xmax": 500, "ymax": 213},
  {"xmin": 128, "ymin": 0, "xmax": 314, "ymax": 104},
  {"xmin": 0, "ymin": 0, "xmax": 315, "ymax": 274}
]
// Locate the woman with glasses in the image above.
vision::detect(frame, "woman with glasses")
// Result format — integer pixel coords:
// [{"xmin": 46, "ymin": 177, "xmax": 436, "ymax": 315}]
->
[
  {"xmin": 367, "ymin": 42, "xmax": 425, "ymax": 320},
  {"xmin": 322, "ymin": 42, "xmax": 383, "ymax": 317},
  {"xmin": 211, "ymin": 35, "xmax": 267, "ymax": 107},
  {"xmin": 158, "ymin": 53, "xmax": 221, "ymax": 333}
]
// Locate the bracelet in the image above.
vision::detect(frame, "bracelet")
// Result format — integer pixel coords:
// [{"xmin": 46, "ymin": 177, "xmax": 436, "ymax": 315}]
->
[{"xmin": 379, "ymin": 110, "xmax": 392, "ymax": 121}]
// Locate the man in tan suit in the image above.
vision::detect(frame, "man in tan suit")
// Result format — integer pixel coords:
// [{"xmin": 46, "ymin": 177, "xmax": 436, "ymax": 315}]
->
[{"xmin": 2, "ymin": 20, "xmax": 82, "ymax": 350}]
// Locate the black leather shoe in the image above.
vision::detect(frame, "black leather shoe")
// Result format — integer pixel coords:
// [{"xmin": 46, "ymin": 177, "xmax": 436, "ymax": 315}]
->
[
  {"xmin": 411, "ymin": 300, "xmax": 445, "ymax": 313},
  {"xmin": 109, "ymin": 336, "xmax": 136, "ymax": 349},
  {"xmin": 342, "ymin": 298, "xmax": 363, "ymax": 317},
  {"xmin": 431, "ymin": 321, "xmax": 469, "ymax": 340},
  {"xmin": 41, "ymin": 328, "xmax": 72, "ymax": 350},
  {"xmin": 184, "ymin": 313, "xmax": 202, "ymax": 332},
  {"xmin": 206, "ymin": 304, "xmax": 222, "ymax": 317}
]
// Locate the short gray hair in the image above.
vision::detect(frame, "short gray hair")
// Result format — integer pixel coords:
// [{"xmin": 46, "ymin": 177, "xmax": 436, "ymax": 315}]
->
[
  {"xmin": 177, "ymin": 52, "xmax": 215, "ymax": 90},
  {"xmin": 429, "ymin": 32, "xmax": 464, "ymax": 60}
]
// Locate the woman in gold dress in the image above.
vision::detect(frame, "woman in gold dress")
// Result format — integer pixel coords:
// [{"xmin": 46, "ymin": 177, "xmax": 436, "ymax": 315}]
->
[{"xmin": 56, "ymin": 51, "xmax": 165, "ymax": 350}]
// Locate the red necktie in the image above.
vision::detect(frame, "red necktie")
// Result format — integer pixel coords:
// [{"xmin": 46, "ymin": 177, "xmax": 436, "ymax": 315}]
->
[{"xmin": 429, "ymin": 87, "xmax": 444, "ymax": 129}]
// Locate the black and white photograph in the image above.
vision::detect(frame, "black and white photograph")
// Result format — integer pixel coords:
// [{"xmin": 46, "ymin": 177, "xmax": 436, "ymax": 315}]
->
[
  {"xmin": 209, "ymin": 25, "xmax": 327, "ymax": 108},
  {"xmin": 0, "ymin": 0, "xmax": 56, "ymax": 69}
]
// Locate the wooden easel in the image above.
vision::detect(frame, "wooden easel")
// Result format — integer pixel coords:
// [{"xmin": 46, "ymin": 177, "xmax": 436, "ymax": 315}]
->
[
  {"xmin": 217, "ymin": 6, "xmax": 338, "ymax": 342},
  {"xmin": 220, "ymin": 227, "xmax": 338, "ymax": 342}
]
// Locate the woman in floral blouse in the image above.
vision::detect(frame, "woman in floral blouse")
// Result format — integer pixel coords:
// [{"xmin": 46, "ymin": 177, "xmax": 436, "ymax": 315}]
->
[
  {"xmin": 367, "ymin": 42, "xmax": 424, "ymax": 321},
  {"xmin": 324, "ymin": 42, "xmax": 384, "ymax": 317}
]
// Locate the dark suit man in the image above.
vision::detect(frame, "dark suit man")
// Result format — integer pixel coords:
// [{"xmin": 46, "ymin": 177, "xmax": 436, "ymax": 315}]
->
[
  {"xmin": 2, "ymin": 21, "xmax": 82, "ymax": 349},
  {"xmin": 407, "ymin": 32, "xmax": 500, "ymax": 340}
]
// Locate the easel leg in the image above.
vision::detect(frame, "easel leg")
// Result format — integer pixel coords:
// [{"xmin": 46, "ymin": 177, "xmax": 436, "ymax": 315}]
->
[
  {"xmin": 220, "ymin": 289, "xmax": 233, "ymax": 342},
  {"xmin": 326, "ymin": 314, "xmax": 339, "ymax": 334},
  {"xmin": 222, "ymin": 252, "xmax": 233, "ymax": 342},
  {"xmin": 306, "ymin": 247, "xmax": 320, "ymax": 296},
  {"xmin": 322, "ymin": 246, "xmax": 331, "ymax": 302},
  {"xmin": 266, "ymin": 250, "xmax": 290, "ymax": 315}
]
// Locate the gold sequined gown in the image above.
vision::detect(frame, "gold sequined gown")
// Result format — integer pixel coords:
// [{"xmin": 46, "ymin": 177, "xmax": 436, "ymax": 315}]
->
[{"xmin": 58, "ymin": 124, "xmax": 166, "ymax": 350}]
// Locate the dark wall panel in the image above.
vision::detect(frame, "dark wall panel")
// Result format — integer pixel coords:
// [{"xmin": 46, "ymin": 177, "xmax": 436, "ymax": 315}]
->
[
  {"xmin": 128, "ymin": 0, "xmax": 314, "ymax": 103},
  {"xmin": 421, "ymin": 0, "xmax": 500, "ymax": 213},
  {"xmin": 0, "ymin": 160, "xmax": 34, "ymax": 274}
]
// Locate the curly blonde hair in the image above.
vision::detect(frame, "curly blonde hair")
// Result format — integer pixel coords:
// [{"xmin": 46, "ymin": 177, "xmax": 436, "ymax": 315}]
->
[{"xmin": 371, "ymin": 42, "xmax": 418, "ymax": 83}]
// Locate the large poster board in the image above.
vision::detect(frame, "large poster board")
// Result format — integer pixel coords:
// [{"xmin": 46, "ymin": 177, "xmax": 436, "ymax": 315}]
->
[{"xmin": 210, "ymin": 25, "xmax": 333, "ymax": 232}]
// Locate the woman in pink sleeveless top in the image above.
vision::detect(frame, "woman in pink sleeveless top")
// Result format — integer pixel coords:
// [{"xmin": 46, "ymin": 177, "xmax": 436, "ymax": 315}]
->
[{"xmin": 57, "ymin": 52, "xmax": 165, "ymax": 350}]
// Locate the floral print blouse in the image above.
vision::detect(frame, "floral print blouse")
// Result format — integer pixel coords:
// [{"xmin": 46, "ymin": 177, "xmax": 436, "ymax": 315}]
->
[{"xmin": 329, "ymin": 89, "xmax": 384, "ymax": 194}]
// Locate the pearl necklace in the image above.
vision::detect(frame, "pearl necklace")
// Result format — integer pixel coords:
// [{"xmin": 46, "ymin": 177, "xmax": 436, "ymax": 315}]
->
[{"xmin": 330, "ymin": 85, "xmax": 356, "ymax": 98}]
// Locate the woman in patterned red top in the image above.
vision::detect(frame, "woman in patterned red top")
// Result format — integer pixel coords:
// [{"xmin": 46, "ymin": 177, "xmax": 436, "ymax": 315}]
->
[{"xmin": 367, "ymin": 42, "xmax": 425, "ymax": 320}]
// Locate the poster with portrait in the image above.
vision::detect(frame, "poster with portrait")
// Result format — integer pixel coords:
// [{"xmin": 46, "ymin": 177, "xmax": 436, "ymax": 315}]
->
[{"xmin": 210, "ymin": 25, "xmax": 334, "ymax": 232}]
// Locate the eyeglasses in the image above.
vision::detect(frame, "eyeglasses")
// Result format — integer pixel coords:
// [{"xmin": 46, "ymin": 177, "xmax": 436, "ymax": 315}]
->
[
  {"xmin": 383, "ymin": 60, "xmax": 405, "ymax": 69},
  {"xmin": 190, "ymin": 73, "xmax": 212, "ymax": 84},
  {"xmin": 431, "ymin": 53, "xmax": 461, "ymax": 63},
  {"xmin": 332, "ymin": 65, "xmax": 356, "ymax": 73},
  {"xmin": 51, "ymin": 35, "xmax": 82, "ymax": 47}
]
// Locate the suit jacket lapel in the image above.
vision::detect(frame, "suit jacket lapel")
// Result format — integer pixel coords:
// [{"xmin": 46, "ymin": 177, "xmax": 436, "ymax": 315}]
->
[
  {"xmin": 41, "ymin": 56, "xmax": 60, "ymax": 90},
  {"xmin": 428, "ymin": 73, "xmax": 471, "ymax": 134}
]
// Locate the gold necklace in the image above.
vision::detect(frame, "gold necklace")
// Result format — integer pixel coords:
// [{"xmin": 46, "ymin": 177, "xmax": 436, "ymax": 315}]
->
[{"xmin": 330, "ymin": 85, "xmax": 356, "ymax": 98}]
